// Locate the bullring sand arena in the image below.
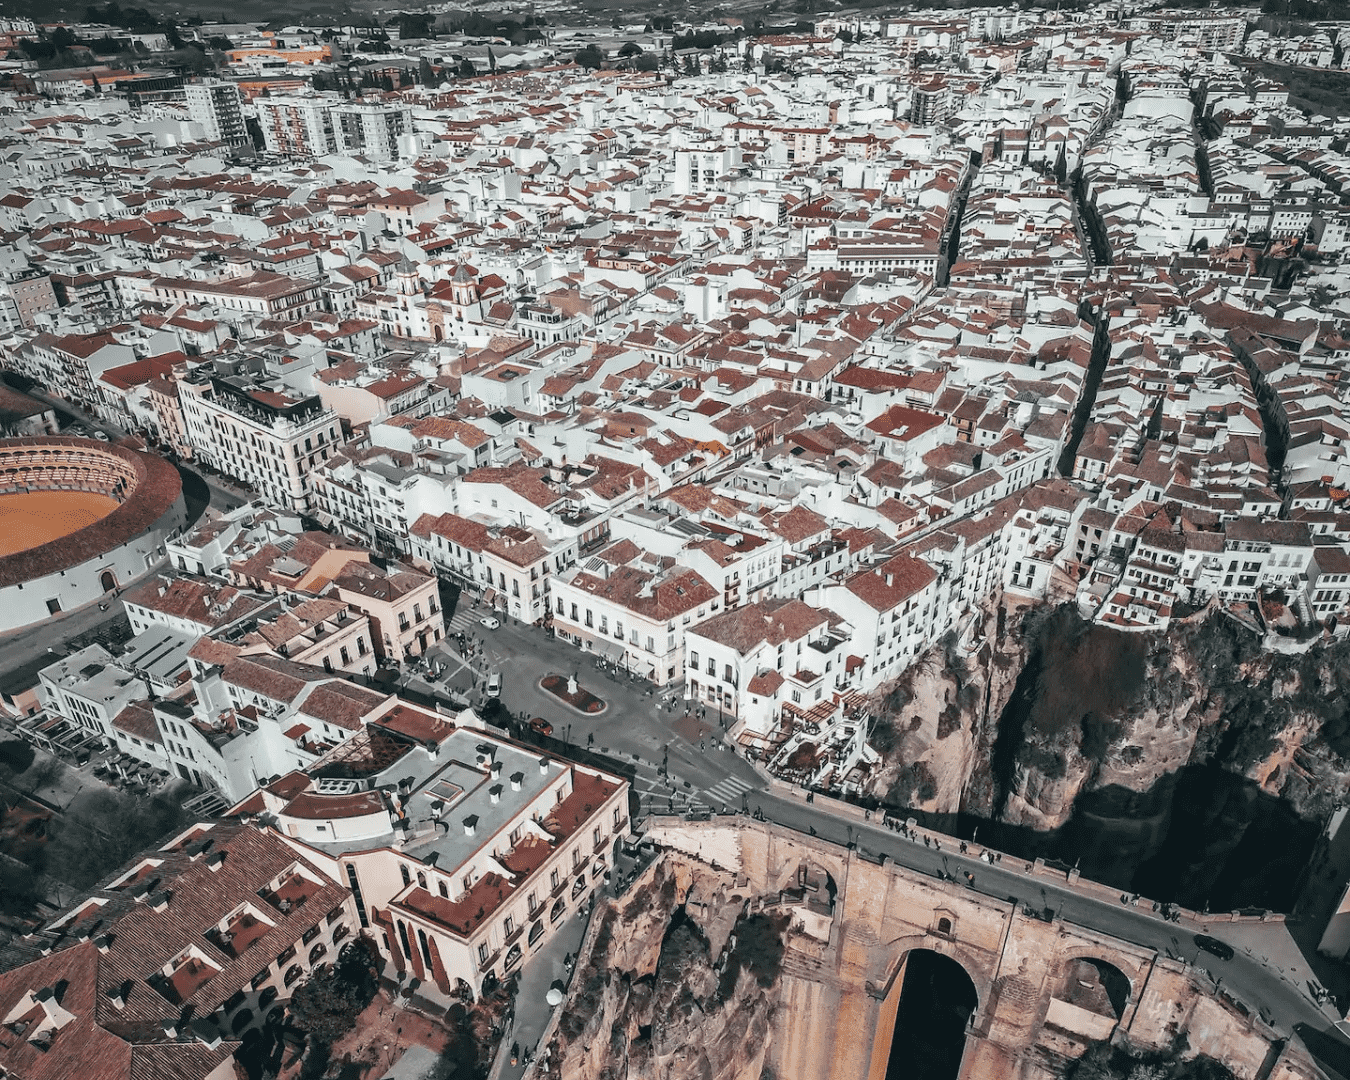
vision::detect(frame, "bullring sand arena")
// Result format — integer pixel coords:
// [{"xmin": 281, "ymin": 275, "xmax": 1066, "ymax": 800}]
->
[{"xmin": 0, "ymin": 491, "xmax": 121, "ymax": 557}]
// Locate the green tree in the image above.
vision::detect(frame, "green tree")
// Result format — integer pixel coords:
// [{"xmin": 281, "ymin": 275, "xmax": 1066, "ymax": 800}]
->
[
  {"xmin": 457, "ymin": 56, "xmax": 476, "ymax": 78},
  {"xmin": 487, "ymin": 46, "xmax": 496, "ymax": 72},
  {"xmin": 288, "ymin": 937, "xmax": 380, "ymax": 1046},
  {"xmin": 419, "ymin": 55, "xmax": 435, "ymax": 85},
  {"xmin": 619, "ymin": 41, "xmax": 642, "ymax": 57},
  {"xmin": 575, "ymin": 43, "xmax": 604, "ymax": 69},
  {"xmin": 164, "ymin": 20, "xmax": 182, "ymax": 48}
]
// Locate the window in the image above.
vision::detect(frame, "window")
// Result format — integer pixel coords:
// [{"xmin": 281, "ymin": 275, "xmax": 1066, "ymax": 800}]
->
[
  {"xmin": 439, "ymin": 881, "xmax": 448, "ymax": 898},
  {"xmin": 550, "ymin": 868, "xmax": 560, "ymax": 889},
  {"xmin": 504, "ymin": 915, "xmax": 515, "ymax": 935},
  {"xmin": 690, "ymin": 651, "xmax": 699, "ymax": 668},
  {"xmin": 400, "ymin": 865, "xmax": 411, "ymax": 887},
  {"xmin": 463, "ymin": 873, "xmax": 473, "ymax": 892},
  {"xmin": 478, "ymin": 942, "xmax": 489, "ymax": 964}
]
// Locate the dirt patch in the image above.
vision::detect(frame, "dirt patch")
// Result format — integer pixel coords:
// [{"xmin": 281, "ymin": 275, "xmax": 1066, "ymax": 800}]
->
[{"xmin": 0, "ymin": 491, "xmax": 119, "ymax": 556}]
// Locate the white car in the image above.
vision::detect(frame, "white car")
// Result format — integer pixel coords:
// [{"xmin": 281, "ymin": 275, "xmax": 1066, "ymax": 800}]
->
[
  {"xmin": 487, "ymin": 672, "xmax": 502, "ymax": 697},
  {"xmin": 479, "ymin": 616, "xmax": 501, "ymax": 630}
]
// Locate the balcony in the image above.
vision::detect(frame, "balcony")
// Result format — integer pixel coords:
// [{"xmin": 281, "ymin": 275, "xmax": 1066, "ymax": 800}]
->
[
  {"xmin": 258, "ymin": 870, "xmax": 322, "ymax": 915},
  {"xmin": 205, "ymin": 909, "xmax": 272, "ymax": 959}
]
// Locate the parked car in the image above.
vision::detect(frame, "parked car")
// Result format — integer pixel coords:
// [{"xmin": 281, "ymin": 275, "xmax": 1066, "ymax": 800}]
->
[
  {"xmin": 1193, "ymin": 935, "xmax": 1234, "ymax": 962},
  {"xmin": 480, "ymin": 616, "xmax": 501, "ymax": 630},
  {"xmin": 487, "ymin": 671, "xmax": 502, "ymax": 697},
  {"xmin": 528, "ymin": 717, "xmax": 553, "ymax": 737}
]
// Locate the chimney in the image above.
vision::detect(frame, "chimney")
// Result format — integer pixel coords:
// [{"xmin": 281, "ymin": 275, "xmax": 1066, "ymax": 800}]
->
[
  {"xmin": 106, "ymin": 982, "xmax": 128, "ymax": 1009},
  {"xmin": 491, "ymin": 761, "xmax": 503, "ymax": 779},
  {"xmin": 510, "ymin": 771, "xmax": 523, "ymax": 792},
  {"xmin": 539, "ymin": 757, "xmax": 550, "ymax": 776},
  {"xmin": 885, "ymin": 572, "xmax": 893, "ymax": 587},
  {"xmin": 162, "ymin": 1019, "xmax": 179, "ymax": 1039},
  {"xmin": 95, "ymin": 933, "xmax": 114, "ymax": 953},
  {"xmin": 463, "ymin": 815, "xmax": 479, "ymax": 837},
  {"xmin": 206, "ymin": 851, "xmax": 226, "ymax": 872},
  {"xmin": 489, "ymin": 784, "xmax": 502, "ymax": 805},
  {"xmin": 148, "ymin": 890, "xmax": 171, "ymax": 912}
]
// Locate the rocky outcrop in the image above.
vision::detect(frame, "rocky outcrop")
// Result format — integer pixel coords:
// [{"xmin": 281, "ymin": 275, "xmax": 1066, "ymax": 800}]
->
[
  {"xmin": 867, "ymin": 603, "xmax": 1350, "ymax": 833},
  {"xmin": 542, "ymin": 856, "xmax": 788, "ymax": 1080},
  {"xmin": 866, "ymin": 594, "xmax": 1035, "ymax": 817}
]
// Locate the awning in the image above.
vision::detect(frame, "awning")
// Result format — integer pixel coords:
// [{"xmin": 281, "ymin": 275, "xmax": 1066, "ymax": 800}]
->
[
  {"xmin": 592, "ymin": 639, "xmax": 626, "ymax": 663},
  {"xmin": 483, "ymin": 588, "xmax": 497, "ymax": 604},
  {"xmin": 284, "ymin": 723, "xmax": 311, "ymax": 740}
]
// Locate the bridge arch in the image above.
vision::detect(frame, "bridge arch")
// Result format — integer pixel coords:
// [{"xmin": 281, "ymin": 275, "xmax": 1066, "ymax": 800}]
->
[
  {"xmin": 879, "ymin": 948, "xmax": 979, "ymax": 1080},
  {"xmin": 869, "ymin": 939, "xmax": 988, "ymax": 1080}
]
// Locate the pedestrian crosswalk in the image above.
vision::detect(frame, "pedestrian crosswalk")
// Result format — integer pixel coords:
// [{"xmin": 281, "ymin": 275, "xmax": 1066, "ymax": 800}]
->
[
  {"xmin": 704, "ymin": 775, "xmax": 754, "ymax": 808},
  {"xmin": 447, "ymin": 609, "xmax": 479, "ymax": 633}
]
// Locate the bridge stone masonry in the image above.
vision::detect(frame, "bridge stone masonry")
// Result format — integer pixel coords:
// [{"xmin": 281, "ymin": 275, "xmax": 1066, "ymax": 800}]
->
[{"xmin": 640, "ymin": 819, "xmax": 1322, "ymax": 1080}]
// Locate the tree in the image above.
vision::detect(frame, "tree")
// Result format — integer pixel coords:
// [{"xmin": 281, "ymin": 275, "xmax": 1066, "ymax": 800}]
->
[
  {"xmin": 487, "ymin": 46, "xmax": 496, "ymax": 72},
  {"xmin": 164, "ymin": 20, "xmax": 182, "ymax": 48},
  {"xmin": 289, "ymin": 938, "xmax": 380, "ymax": 1045},
  {"xmin": 619, "ymin": 41, "xmax": 642, "ymax": 57},
  {"xmin": 575, "ymin": 44, "xmax": 604, "ymax": 69},
  {"xmin": 419, "ymin": 55, "xmax": 435, "ymax": 85},
  {"xmin": 457, "ymin": 56, "xmax": 476, "ymax": 78}
]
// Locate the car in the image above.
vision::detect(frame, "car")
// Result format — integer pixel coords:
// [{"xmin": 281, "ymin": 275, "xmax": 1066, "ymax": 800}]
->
[
  {"xmin": 1193, "ymin": 935, "xmax": 1234, "ymax": 962},
  {"xmin": 479, "ymin": 616, "xmax": 501, "ymax": 630},
  {"xmin": 528, "ymin": 717, "xmax": 553, "ymax": 737},
  {"xmin": 486, "ymin": 672, "xmax": 502, "ymax": 697}
]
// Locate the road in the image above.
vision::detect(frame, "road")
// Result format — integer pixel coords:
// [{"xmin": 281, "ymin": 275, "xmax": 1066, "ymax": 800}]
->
[{"xmin": 404, "ymin": 604, "xmax": 1350, "ymax": 1074}]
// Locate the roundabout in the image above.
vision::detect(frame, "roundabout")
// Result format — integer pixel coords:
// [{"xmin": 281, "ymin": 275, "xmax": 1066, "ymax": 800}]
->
[{"xmin": 539, "ymin": 673, "xmax": 608, "ymax": 715}]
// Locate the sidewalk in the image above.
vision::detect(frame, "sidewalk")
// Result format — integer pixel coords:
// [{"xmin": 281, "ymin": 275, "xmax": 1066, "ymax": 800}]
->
[{"xmin": 492, "ymin": 902, "xmax": 593, "ymax": 1080}]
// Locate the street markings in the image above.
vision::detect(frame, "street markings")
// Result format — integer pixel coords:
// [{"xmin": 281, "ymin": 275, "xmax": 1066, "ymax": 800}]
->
[{"xmin": 705, "ymin": 776, "xmax": 754, "ymax": 806}]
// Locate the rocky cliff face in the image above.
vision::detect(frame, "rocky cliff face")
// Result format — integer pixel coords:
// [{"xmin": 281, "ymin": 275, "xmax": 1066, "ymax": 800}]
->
[
  {"xmin": 867, "ymin": 597, "xmax": 1035, "ymax": 817},
  {"xmin": 541, "ymin": 856, "xmax": 787, "ymax": 1080},
  {"xmin": 868, "ymin": 600, "xmax": 1350, "ymax": 832}
]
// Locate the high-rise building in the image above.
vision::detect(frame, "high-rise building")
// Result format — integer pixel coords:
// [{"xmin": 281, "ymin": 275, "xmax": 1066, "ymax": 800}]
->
[
  {"xmin": 256, "ymin": 94, "xmax": 339, "ymax": 158},
  {"xmin": 335, "ymin": 101, "xmax": 413, "ymax": 161},
  {"xmin": 184, "ymin": 79, "xmax": 247, "ymax": 146},
  {"xmin": 255, "ymin": 95, "xmax": 412, "ymax": 160},
  {"xmin": 909, "ymin": 77, "xmax": 950, "ymax": 126}
]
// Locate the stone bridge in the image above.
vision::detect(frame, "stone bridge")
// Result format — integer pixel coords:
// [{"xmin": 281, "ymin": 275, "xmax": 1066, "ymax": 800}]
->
[{"xmin": 642, "ymin": 819, "xmax": 1320, "ymax": 1080}]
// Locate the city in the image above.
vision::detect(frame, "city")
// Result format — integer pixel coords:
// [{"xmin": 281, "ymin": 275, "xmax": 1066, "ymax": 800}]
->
[{"xmin": 1, "ymin": 3, "xmax": 1350, "ymax": 1079}]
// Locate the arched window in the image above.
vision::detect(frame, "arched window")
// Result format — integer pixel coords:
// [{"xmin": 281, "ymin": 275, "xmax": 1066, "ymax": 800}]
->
[
  {"xmin": 397, "ymin": 920, "xmax": 412, "ymax": 961},
  {"xmin": 418, "ymin": 928, "xmax": 433, "ymax": 970},
  {"xmin": 937, "ymin": 917, "xmax": 952, "ymax": 935},
  {"xmin": 417, "ymin": 871, "xmax": 427, "ymax": 890},
  {"xmin": 400, "ymin": 864, "xmax": 411, "ymax": 887}
]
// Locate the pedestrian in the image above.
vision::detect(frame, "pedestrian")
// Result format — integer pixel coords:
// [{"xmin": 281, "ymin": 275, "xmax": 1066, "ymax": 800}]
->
[{"xmin": 924, "ymin": 836, "xmax": 931, "ymax": 848}]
